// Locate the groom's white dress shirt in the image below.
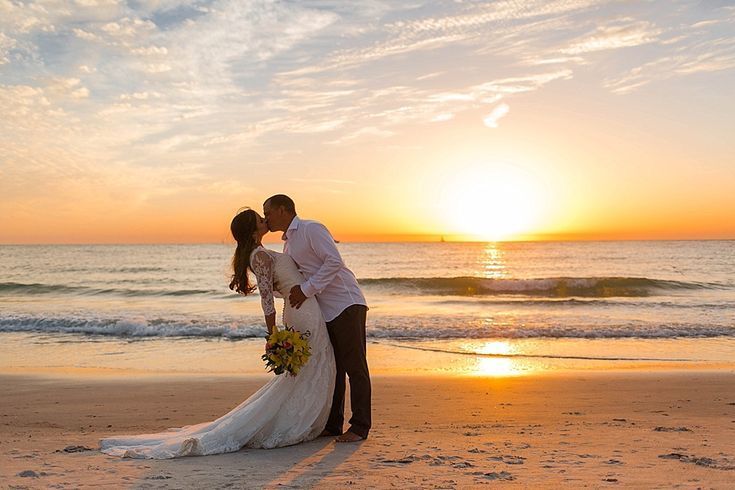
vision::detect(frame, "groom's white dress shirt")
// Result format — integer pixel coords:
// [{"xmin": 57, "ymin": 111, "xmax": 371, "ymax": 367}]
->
[{"xmin": 283, "ymin": 216, "xmax": 367, "ymax": 322}]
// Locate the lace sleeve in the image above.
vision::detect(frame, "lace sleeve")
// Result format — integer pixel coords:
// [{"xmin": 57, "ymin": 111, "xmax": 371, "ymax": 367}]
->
[{"xmin": 250, "ymin": 249, "xmax": 276, "ymax": 316}]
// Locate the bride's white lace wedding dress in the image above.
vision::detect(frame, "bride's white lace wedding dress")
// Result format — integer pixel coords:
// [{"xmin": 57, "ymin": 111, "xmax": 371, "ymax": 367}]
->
[{"xmin": 99, "ymin": 246, "xmax": 335, "ymax": 458}]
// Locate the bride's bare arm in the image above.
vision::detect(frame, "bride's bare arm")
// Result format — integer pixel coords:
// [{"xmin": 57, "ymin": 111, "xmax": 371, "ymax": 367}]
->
[{"xmin": 251, "ymin": 250, "xmax": 277, "ymax": 334}]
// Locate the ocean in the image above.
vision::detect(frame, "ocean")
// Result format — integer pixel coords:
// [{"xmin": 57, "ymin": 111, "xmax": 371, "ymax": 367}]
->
[{"xmin": 1, "ymin": 241, "xmax": 734, "ymax": 375}]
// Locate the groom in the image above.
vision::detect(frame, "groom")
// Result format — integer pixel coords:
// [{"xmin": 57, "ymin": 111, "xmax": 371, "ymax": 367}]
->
[{"xmin": 263, "ymin": 194, "xmax": 371, "ymax": 443}]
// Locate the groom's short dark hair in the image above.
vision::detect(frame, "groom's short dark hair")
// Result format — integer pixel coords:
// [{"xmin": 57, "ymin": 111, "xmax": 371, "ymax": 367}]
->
[{"xmin": 265, "ymin": 194, "xmax": 296, "ymax": 214}]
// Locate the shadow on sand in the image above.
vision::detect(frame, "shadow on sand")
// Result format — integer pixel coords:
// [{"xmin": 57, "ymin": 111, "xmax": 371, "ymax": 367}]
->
[
  {"xmin": 129, "ymin": 435, "xmax": 363, "ymax": 488},
  {"xmin": 263, "ymin": 437, "xmax": 362, "ymax": 488}
]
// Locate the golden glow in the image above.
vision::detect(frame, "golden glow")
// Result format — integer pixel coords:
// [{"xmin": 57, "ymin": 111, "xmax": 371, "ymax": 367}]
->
[
  {"xmin": 474, "ymin": 357, "xmax": 521, "ymax": 377},
  {"xmin": 2, "ymin": 3, "xmax": 735, "ymax": 245},
  {"xmin": 476, "ymin": 341, "xmax": 513, "ymax": 355},
  {"xmin": 465, "ymin": 341, "xmax": 529, "ymax": 377},
  {"xmin": 481, "ymin": 243, "xmax": 507, "ymax": 278},
  {"xmin": 440, "ymin": 163, "xmax": 542, "ymax": 241}
]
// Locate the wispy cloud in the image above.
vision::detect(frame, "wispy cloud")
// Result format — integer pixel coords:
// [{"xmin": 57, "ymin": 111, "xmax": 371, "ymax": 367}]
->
[
  {"xmin": 604, "ymin": 44, "xmax": 735, "ymax": 94},
  {"xmin": 483, "ymin": 103, "xmax": 510, "ymax": 128},
  {"xmin": 0, "ymin": 32, "xmax": 16, "ymax": 64},
  {"xmin": 290, "ymin": 178, "xmax": 355, "ymax": 185},
  {"xmin": 326, "ymin": 126, "xmax": 396, "ymax": 145},
  {"xmin": 603, "ymin": 14, "xmax": 735, "ymax": 94},
  {"xmin": 561, "ymin": 19, "xmax": 662, "ymax": 54},
  {"xmin": 431, "ymin": 113, "xmax": 454, "ymax": 122},
  {"xmin": 474, "ymin": 70, "xmax": 574, "ymax": 95}
]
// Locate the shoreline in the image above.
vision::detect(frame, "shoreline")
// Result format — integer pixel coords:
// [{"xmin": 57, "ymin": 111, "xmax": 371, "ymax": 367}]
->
[
  {"xmin": 3, "ymin": 333, "xmax": 734, "ymax": 380},
  {"xmin": 2, "ymin": 371, "xmax": 734, "ymax": 488}
]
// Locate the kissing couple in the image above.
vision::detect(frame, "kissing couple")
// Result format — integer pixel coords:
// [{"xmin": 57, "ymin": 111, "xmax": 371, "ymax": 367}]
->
[{"xmin": 100, "ymin": 194, "xmax": 371, "ymax": 458}]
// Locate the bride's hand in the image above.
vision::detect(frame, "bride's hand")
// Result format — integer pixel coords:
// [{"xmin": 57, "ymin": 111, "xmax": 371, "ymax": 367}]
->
[{"xmin": 265, "ymin": 326, "xmax": 275, "ymax": 354}]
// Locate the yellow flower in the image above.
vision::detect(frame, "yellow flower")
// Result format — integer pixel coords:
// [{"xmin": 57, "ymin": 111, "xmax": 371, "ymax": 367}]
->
[{"xmin": 262, "ymin": 326, "xmax": 312, "ymax": 376}]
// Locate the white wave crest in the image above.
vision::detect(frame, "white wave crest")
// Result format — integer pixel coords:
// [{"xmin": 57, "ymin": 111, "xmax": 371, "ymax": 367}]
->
[{"xmin": 0, "ymin": 315, "xmax": 265, "ymax": 339}]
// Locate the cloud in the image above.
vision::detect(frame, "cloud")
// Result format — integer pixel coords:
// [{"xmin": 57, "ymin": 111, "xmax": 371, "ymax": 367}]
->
[
  {"xmin": 100, "ymin": 18, "xmax": 156, "ymax": 37},
  {"xmin": 474, "ymin": 70, "xmax": 573, "ymax": 95},
  {"xmin": 431, "ymin": 113, "xmax": 455, "ymax": 122},
  {"xmin": 561, "ymin": 20, "xmax": 662, "ymax": 54},
  {"xmin": 159, "ymin": 1, "xmax": 339, "ymax": 87},
  {"xmin": 603, "ymin": 17, "xmax": 735, "ymax": 94},
  {"xmin": 483, "ymin": 103, "xmax": 510, "ymax": 128},
  {"xmin": 290, "ymin": 178, "xmax": 355, "ymax": 185},
  {"xmin": 0, "ymin": 2, "xmax": 53, "ymax": 34},
  {"xmin": 326, "ymin": 126, "xmax": 395, "ymax": 145},
  {"xmin": 72, "ymin": 28, "xmax": 101, "ymax": 42},
  {"xmin": 71, "ymin": 87, "xmax": 90, "ymax": 99},
  {"xmin": 119, "ymin": 91, "xmax": 162, "ymax": 101},
  {"xmin": 429, "ymin": 92, "xmax": 475, "ymax": 103},
  {"xmin": 142, "ymin": 63, "xmax": 172, "ymax": 73},
  {"xmin": 387, "ymin": 0, "xmax": 603, "ymax": 37},
  {"xmin": 522, "ymin": 55, "xmax": 586, "ymax": 66},
  {"xmin": 131, "ymin": 45, "xmax": 168, "ymax": 56},
  {"xmin": 604, "ymin": 41, "xmax": 735, "ymax": 94},
  {"xmin": 280, "ymin": 1, "xmax": 598, "ymax": 77},
  {"xmin": 0, "ymin": 32, "xmax": 17, "ymax": 64},
  {"xmin": 38, "ymin": 78, "xmax": 91, "ymax": 100}
]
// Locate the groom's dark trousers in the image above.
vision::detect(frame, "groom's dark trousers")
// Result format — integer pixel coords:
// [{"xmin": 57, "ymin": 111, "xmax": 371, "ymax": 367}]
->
[{"xmin": 324, "ymin": 304, "xmax": 371, "ymax": 439}]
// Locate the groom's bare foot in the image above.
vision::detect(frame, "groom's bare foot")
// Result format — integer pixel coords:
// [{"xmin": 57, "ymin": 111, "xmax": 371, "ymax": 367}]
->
[
  {"xmin": 335, "ymin": 431, "xmax": 364, "ymax": 443},
  {"xmin": 319, "ymin": 429, "xmax": 340, "ymax": 438}
]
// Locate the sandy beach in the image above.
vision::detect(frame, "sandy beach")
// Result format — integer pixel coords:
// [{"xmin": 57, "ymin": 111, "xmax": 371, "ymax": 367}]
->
[{"xmin": 2, "ymin": 371, "xmax": 734, "ymax": 488}]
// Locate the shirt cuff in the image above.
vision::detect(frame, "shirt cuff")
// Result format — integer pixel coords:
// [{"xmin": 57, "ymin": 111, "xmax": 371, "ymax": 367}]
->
[{"xmin": 300, "ymin": 281, "xmax": 318, "ymax": 298}]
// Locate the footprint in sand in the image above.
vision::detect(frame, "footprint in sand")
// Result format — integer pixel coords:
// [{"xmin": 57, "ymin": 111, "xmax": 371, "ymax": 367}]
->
[
  {"xmin": 428, "ymin": 455, "xmax": 462, "ymax": 466},
  {"xmin": 471, "ymin": 470, "xmax": 514, "ymax": 481},
  {"xmin": 18, "ymin": 470, "xmax": 46, "ymax": 478},
  {"xmin": 488, "ymin": 455, "xmax": 525, "ymax": 465},
  {"xmin": 56, "ymin": 445, "xmax": 93, "ymax": 453},
  {"xmin": 658, "ymin": 453, "xmax": 735, "ymax": 470},
  {"xmin": 653, "ymin": 426, "xmax": 692, "ymax": 432},
  {"xmin": 376, "ymin": 454, "xmax": 431, "ymax": 465}
]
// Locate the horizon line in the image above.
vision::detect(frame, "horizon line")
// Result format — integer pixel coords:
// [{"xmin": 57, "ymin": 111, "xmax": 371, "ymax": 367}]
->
[{"xmin": 2, "ymin": 236, "xmax": 734, "ymax": 246}]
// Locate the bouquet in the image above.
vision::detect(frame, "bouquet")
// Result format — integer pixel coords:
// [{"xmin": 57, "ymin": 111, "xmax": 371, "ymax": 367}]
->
[{"xmin": 262, "ymin": 326, "xmax": 312, "ymax": 376}]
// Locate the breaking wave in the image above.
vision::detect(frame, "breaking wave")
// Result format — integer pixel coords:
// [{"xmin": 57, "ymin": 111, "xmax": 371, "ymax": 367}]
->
[
  {"xmin": 359, "ymin": 276, "xmax": 725, "ymax": 297},
  {"xmin": 1, "ymin": 313, "xmax": 733, "ymax": 340}
]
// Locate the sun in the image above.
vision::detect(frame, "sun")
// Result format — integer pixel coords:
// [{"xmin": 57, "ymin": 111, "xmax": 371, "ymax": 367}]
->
[{"xmin": 440, "ymin": 163, "xmax": 541, "ymax": 241}]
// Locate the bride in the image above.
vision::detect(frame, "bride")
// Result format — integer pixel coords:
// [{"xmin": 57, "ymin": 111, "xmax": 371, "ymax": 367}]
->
[{"xmin": 99, "ymin": 208, "xmax": 336, "ymax": 458}]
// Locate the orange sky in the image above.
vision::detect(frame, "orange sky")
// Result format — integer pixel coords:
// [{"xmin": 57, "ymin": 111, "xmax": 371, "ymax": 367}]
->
[{"xmin": 1, "ymin": 1, "xmax": 734, "ymax": 244}]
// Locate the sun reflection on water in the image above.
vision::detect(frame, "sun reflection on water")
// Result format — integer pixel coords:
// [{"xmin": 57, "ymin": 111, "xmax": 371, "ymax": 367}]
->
[
  {"xmin": 481, "ymin": 243, "xmax": 507, "ymax": 279},
  {"xmin": 466, "ymin": 341, "xmax": 530, "ymax": 377},
  {"xmin": 474, "ymin": 357, "xmax": 520, "ymax": 376},
  {"xmin": 476, "ymin": 340, "xmax": 513, "ymax": 355}
]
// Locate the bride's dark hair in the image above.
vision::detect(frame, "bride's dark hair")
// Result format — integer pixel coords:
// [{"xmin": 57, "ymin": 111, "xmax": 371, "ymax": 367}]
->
[{"xmin": 229, "ymin": 208, "xmax": 259, "ymax": 295}]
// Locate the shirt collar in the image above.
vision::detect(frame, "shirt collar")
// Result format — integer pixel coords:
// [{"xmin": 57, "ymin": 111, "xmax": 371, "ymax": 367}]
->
[{"xmin": 281, "ymin": 215, "xmax": 300, "ymax": 241}]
